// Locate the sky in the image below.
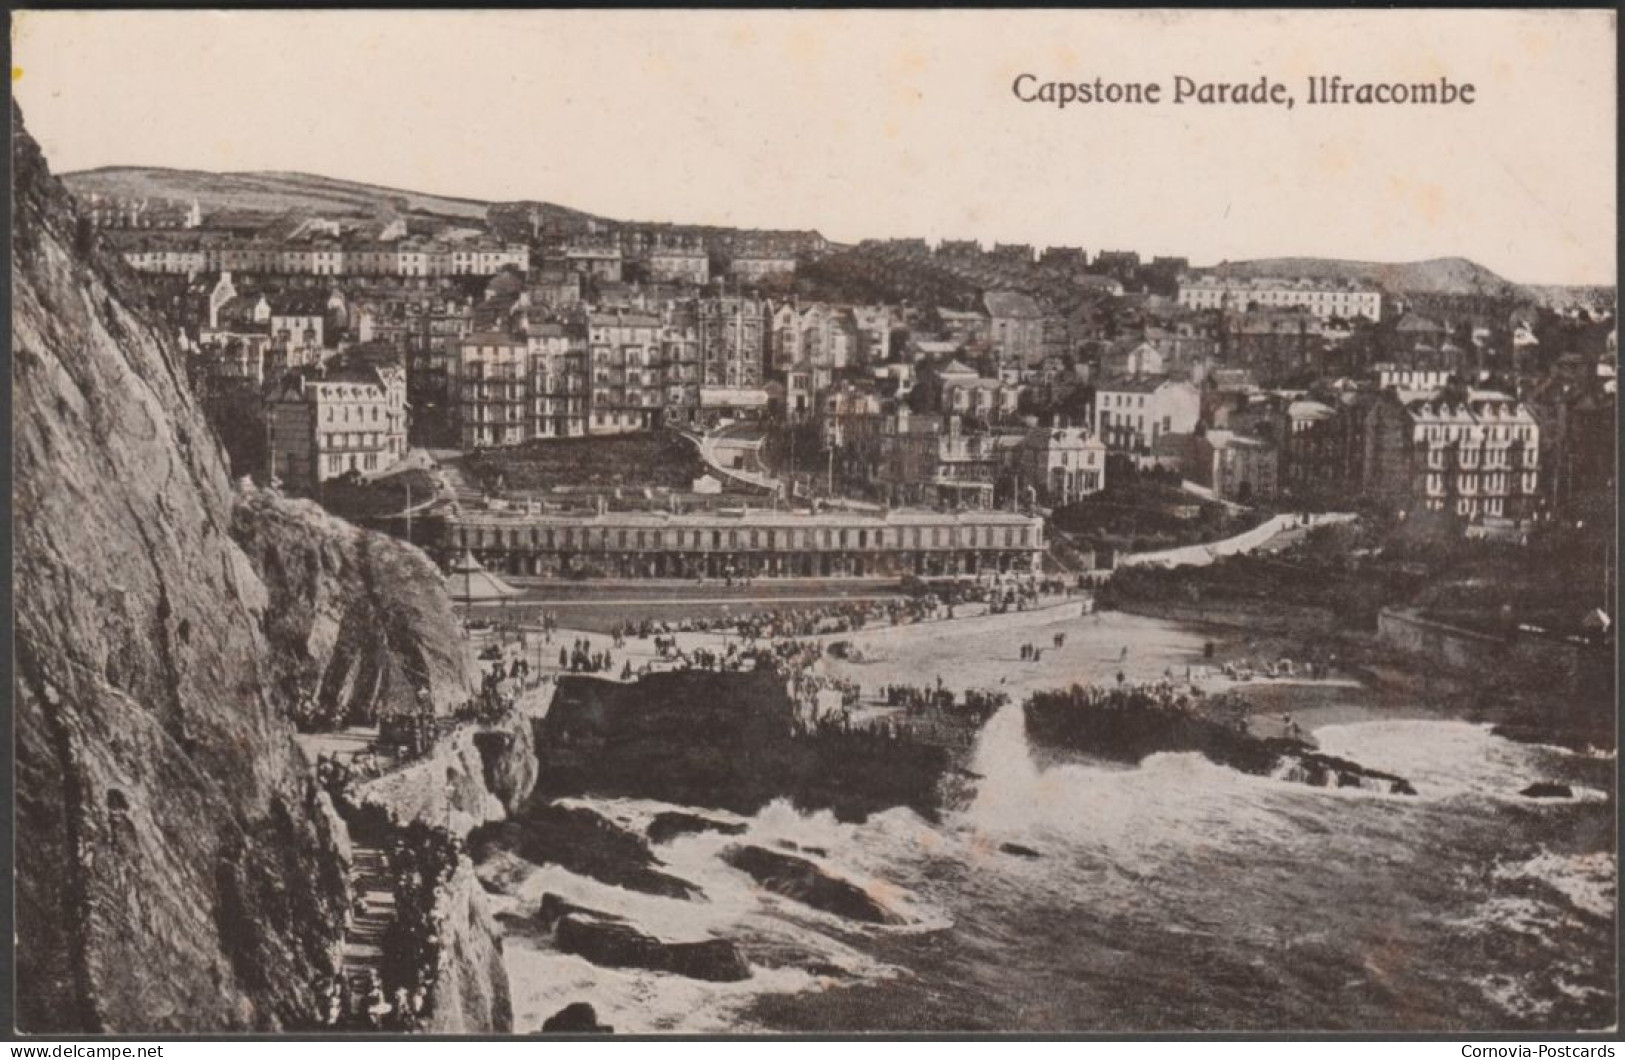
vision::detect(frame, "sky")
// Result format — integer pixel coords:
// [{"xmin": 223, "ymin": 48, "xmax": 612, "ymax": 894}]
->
[{"xmin": 11, "ymin": 9, "xmax": 1618, "ymax": 285}]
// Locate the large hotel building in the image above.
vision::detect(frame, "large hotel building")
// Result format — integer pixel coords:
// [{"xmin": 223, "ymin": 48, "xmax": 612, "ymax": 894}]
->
[
  {"xmin": 428, "ymin": 507, "xmax": 1046, "ymax": 580},
  {"xmin": 1177, "ymin": 273, "xmax": 1382, "ymax": 321}
]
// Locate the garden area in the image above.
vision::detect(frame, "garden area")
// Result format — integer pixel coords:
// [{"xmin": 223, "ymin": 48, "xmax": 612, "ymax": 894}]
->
[
  {"xmin": 318, "ymin": 467, "xmax": 441, "ymax": 534},
  {"xmin": 455, "ymin": 431, "xmax": 713, "ymax": 495},
  {"xmin": 1398, "ymin": 500, "xmax": 1615, "ymax": 642},
  {"xmin": 1050, "ymin": 466, "xmax": 1270, "ymax": 555},
  {"xmin": 1099, "ymin": 508, "xmax": 1615, "ymax": 645}
]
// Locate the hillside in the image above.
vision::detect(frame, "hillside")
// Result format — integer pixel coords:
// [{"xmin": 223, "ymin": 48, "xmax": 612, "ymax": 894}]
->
[
  {"xmin": 62, "ymin": 165, "xmax": 493, "ymax": 220},
  {"xmin": 60, "ymin": 166, "xmax": 1607, "ymax": 305},
  {"xmin": 1518, "ymin": 284, "xmax": 1618, "ymax": 311},
  {"xmin": 1205, "ymin": 256, "xmax": 1518, "ymax": 297}
]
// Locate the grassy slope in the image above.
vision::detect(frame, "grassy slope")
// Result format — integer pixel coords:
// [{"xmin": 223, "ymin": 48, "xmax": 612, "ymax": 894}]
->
[
  {"xmin": 457, "ymin": 432, "xmax": 711, "ymax": 494},
  {"xmin": 1205, "ymin": 256, "xmax": 1517, "ymax": 296},
  {"xmin": 62, "ymin": 166, "xmax": 492, "ymax": 219}
]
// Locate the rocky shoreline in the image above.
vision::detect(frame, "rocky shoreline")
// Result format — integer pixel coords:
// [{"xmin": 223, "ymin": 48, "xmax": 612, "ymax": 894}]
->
[
  {"xmin": 1114, "ymin": 600, "xmax": 1616, "ymax": 755},
  {"xmin": 534, "ymin": 670, "xmax": 957, "ymax": 821},
  {"xmin": 1023, "ymin": 685, "xmax": 1418, "ymax": 795}
]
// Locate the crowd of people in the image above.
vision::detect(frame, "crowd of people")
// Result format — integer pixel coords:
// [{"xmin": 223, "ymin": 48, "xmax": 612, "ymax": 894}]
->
[
  {"xmin": 316, "ymin": 820, "xmax": 463, "ymax": 1031},
  {"xmin": 788, "ymin": 705, "xmax": 927, "ymax": 746},
  {"xmin": 603, "ymin": 591, "xmax": 985, "ymax": 646},
  {"xmin": 379, "ymin": 822, "xmax": 462, "ymax": 1020},
  {"xmin": 879, "ymin": 682, "xmax": 1010, "ymax": 721},
  {"xmin": 560, "ymin": 638, "xmax": 617, "ymax": 674},
  {"xmin": 317, "ymin": 969, "xmax": 423, "ymax": 1033},
  {"xmin": 314, "ymin": 742, "xmax": 434, "ymax": 799},
  {"xmin": 1027, "ymin": 680, "xmax": 1255, "ymax": 735}
]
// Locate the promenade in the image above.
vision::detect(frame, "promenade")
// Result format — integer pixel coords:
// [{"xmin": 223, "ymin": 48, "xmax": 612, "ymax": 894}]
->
[{"xmin": 1117, "ymin": 512, "xmax": 1356, "ymax": 569}]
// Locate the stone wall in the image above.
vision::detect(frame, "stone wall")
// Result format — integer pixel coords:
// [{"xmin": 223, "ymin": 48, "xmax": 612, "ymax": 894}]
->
[{"xmin": 1376, "ymin": 607, "xmax": 1612, "ymax": 702}]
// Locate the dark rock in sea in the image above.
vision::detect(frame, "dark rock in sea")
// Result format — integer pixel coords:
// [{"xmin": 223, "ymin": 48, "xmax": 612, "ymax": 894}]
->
[
  {"xmin": 1493, "ymin": 719, "xmax": 1614, "ymax": 756},
  {"xmin": 537, "ymin": 892, "xmax": 625, "ymax": 931},
  {"xmin": 773, "ymin": 839, "xmax": 831, "ymax": 857},
  {"xmin": 999, "ymin": 842, "xmax": 1042, "ymax": 859},
  {"xmin": 721, "ymin": 844, "xmax": 904, "ymax": 925},
  {"xmin": 1023, "ymin": 690, "xmax": 1416, "ymax": 796},
  {"xmin": 553, "ymin": 912, "xmax": 751, "ymax": 982},
  {"xmin": 667, "ymin": 938, "xmax": 752, "ymax": 982},
  {"xmin": 1271, "ymin": 749, "xmax": 1418, "ymax": 796},
  {"xmin": 1520, "ymin": 782, "xmax": 1573, "ymax": 799},
  {"xmin": 646, "ymin": 811, "xmax": 747, "ymax": 846},
  {"xmin": 537, "ymin": 671, "xmax": 955, "ymax": 822},
  {"xmin": 541, "ymin": 1002, "xmax": 614, "ymax": 1034},
  {"xmin": 469, "ymin": 803, "xmax": 700, "ymax": 901}
]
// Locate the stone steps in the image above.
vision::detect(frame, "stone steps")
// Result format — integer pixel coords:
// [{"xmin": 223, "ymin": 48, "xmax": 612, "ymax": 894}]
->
[{"xmin": 340, "ymin": 844, "xmax": 397, "ymax": 983}]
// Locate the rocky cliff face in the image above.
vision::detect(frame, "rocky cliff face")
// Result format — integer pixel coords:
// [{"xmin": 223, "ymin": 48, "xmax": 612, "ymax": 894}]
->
[
  {"xmin": 422, "ymin": 861, "xmax": 513, "ymax": 1034},
  {"xmin": 10, "ymin": 104, "xmax": 499, "ymax": 1033},
  {"xmin": 354, "ymin": 711, "xmax": 537, "ymax": 837},
  {"xmin": 231, "ymin": 489, "xmax": 479, "ymax": 727}
]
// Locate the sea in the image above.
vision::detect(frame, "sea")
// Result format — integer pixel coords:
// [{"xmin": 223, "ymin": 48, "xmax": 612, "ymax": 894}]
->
[{"xmin": 475, "ymin": 708, "xmax": 1617, "ymax": 1034}]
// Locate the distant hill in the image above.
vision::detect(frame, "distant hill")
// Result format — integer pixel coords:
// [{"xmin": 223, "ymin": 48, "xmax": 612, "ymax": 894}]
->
[
  {"xmin": 1518, "ymin": 284, "xmax": 1617, "ymax": 311},
  {"xmin": 64, "ymin": 167, "xmax": 634, "ymax": 240},
  {"xmin": 1204, "ymin": 256, "xmax": 1519, "ymax": 298},
  {"xmin": 61, "ymin": 166, "xmax": 495, "ymax": 220},
  {"xmin": 53, "ymin": 169, "xmax": 1613, "ymax": 306}
]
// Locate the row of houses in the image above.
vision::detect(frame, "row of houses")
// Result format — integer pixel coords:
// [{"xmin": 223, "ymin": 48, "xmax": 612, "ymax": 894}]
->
[
  {"xmin": 1177, "ymin": 272, "xmax": 1384, "ymax": 321},
  {"xmin": 842, "ymin": 346, "xmax": 1552, "ymax": 521},
  {"xmin": 117, "ymin": 236, "xmax": 531, "ymax": 278},
  {"xmin": 538, "ymin": 242, "xmax": 800, "ymax": 287},
  {"xmin": 1197, "ymin": 378, "xmax": 1546, "ymax": 519},
  {"xmin": 434, "ymin": 297, "xmax": 770, "ymax": 446},
  {"xmin": 485, "ymin": 208, "xmax": 829, "ymax": 265},
  {"xmin": 860, "ymin": 412, "xmax": 1107, "ymax": 510},
  {"xmin": 84, "ymin": 194, "xmax": 203, "ymax": 230}
]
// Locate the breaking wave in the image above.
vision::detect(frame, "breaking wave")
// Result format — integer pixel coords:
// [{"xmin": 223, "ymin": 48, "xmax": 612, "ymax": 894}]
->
[{"xmin": 488, "ymin": 710, "xmax": 1614, "ymax": 1032}]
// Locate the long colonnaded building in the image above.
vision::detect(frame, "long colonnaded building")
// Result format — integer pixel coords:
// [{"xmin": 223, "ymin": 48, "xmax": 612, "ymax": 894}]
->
[{"xmin": 428, "ymin": 506, "xmax": 1046, "ymax": 580}]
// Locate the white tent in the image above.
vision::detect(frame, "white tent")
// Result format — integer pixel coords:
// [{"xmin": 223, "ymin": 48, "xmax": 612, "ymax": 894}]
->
[{"xmin": 446, "ymin": 551, "xmax": 521, "ymax": 603}]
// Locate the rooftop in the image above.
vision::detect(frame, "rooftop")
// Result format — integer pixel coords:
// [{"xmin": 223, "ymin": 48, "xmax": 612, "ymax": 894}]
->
[{"xmin": 1096, "ymin": 373, "xmax": 1186, "ymax": 394}]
